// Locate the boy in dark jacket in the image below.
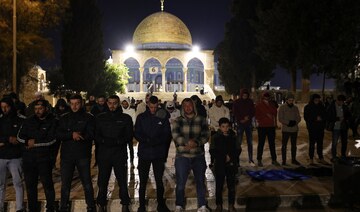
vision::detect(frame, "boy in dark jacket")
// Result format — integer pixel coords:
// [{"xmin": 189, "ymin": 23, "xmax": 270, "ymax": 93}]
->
[
  {"xmin": 134, "ymin": 95, "xmax": 171, "ymax": 212},
  {"xmin": 212, "ymin": 117, "xmax": 237, "ymax": 212}
]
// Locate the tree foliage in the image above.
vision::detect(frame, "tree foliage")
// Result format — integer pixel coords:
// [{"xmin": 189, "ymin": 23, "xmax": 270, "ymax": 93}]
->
[
  {"xmin": 216, "ymin": 0, "xmax": 274, "ymax": 95},
  {"xmin": 89, "ymin": 62, "xmax": 129, "ymax": 97},
  {"xmin": 0, "ymin": 0, "xmax": 68, "ymax": 91},
  {"xmin": 255, "ymin": 0, "xmax": 360, "ymax": 98},
  {"xmin": 61, "ymin": 0, "xmax": 104, "ymax": 93}
]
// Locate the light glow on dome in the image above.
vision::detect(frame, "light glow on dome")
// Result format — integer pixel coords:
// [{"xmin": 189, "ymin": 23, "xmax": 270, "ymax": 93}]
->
[
  {"xmin": 125, "ymin": 44, "xmax": 135, "ymax": 53},
  {"xmin": 192, "ymin": 45, "xmax": 200, "ymax": 53}
]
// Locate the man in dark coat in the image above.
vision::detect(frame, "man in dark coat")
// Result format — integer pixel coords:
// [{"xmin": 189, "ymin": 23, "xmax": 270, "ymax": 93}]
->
[
  {"xmin": 0, "ymin": 97, "xmax": 25, "ymax": 212},
  {"xmin": 56, "ymin": 94, "xmax": 96, "ymax": 212},
  {"xmin": 18, "ymin": 99, "xmax": 57, "ymax": 212},
  {"xmin": 95, "ymin": 95, "xmax": 133, "ymax": 212},
  {"xmin": 304, "ymin": 94, "xmax": 327, "ymax": 164},
  {"xmin": 134, "ymin": 95, "xmax": 171, "ymax": 212}
]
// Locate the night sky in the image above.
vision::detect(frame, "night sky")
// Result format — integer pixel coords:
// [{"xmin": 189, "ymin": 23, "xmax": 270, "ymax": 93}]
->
[
  {"xmin": 46, "ymin": 0, "xmax": 334, "ymax": 90},
  {"xmin": 98, "ymin": 0, "xmax": 232, "ymax": 51}
]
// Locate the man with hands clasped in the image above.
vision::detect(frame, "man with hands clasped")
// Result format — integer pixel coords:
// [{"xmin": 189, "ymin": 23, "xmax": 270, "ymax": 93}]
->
[{"xmin": 278, "ymin": 93, "xmax": 301, "ymax": 165}]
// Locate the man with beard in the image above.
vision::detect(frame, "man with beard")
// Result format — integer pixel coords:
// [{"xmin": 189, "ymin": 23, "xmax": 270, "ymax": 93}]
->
[
  {"xmin": 0, "ymin": 97, "xmax": 25, "ymax": 212},
  {"xmin": 56, "ymin": 94, "xmax": 96, "ymax": 212},
  {"xmin": 278, "ymin": 93, "xmax": 301, "ymax": 165},
  {"xmin": 95, "ymin": 95, "xmax": 133, "ymax": 212},
  {"xmin": 232, "ymin": 89, "xmax": 255, "ymax": 167},
  {"xmin": 17, "ymin": 99, "xmax": 57, "ymax": 212},
  {"xmin": 172, "ymin": 98, "xmax": 210, "ymax": 212}
]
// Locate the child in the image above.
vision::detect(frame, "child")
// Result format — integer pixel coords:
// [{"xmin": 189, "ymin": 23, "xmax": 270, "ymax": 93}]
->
[{"xmin": 212, "ymin": 117, "xmax": 237, "ymax": 212}]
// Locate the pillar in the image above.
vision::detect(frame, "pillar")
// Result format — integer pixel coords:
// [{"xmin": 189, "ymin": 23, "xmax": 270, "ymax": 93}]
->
[
  {"xmin": 139, "ymin": 67, "xmax": 144, "ymax": 92},
  {"xmin": 161, "ymin": 67, "xmax": 166, "ymax": 92},
  {"xmin": 183, "ymin": 67, "xmax": 188, "ymax": 92}
]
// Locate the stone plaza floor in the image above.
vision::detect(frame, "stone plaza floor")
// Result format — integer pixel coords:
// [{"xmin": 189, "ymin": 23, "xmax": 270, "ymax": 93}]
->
[{"xmin": 3, "ymin": 120, "xmax": 360, "ymax": 211}]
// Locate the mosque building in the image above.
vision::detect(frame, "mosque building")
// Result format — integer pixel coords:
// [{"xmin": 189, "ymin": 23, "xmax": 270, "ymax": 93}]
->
[{"xmin": 111, "ymin": 0, "xmax": 221, "ymax": 99}]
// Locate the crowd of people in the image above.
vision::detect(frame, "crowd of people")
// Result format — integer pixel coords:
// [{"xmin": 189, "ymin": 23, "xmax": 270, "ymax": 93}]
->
[{"xmin": 0, "ymin": 89, "xmax": 358, "ymax": 212}]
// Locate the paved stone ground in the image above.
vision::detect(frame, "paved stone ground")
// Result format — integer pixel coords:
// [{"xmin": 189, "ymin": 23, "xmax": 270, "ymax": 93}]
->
[{"xmin": 3, "ymin": 108, "xmax": 360, "ymax": 211}]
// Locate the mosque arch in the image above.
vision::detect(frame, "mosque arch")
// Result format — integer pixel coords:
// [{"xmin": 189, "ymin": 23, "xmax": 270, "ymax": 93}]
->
[
  {"xmin": 165, "ymin": 58, "xmax": 183, "ymax": 92},
  {"xmin": 187, "ymin": 58, "xmax": 204, "ymax": 92},
  {"xmin": 143, "ymin": 58, "xmax": 163, "ymax": 92},
  {"xmin": 124, "ymin": 57, "xmax": 141, "ymax": 92}
]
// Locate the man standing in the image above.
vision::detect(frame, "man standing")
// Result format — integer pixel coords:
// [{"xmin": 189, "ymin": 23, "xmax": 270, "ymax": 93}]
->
[
  {"xmin": 18, "ymin": 99, "xmax": 57, "ymax": 212},
  {"xmin": 327, "ymin": 94, "xmax": 351, "ymax": 161},
  {"xmin": 172, "ymin": 98, "xmax": 210, "ymax": 212},
  {"xmin": 0, "ymin": 97, "xmax": 25, "ymax": 212},
  {"xmin": 90, "ymin": 95, "xmax": 107, "ymax": 116},
  {"xmin": 95, "ymin": 95, "xmax": 133, "ymax": 212},
  {"xmin": 255, "ymin": 92, "xmax": 279, "ymax": 167},
  {"xmin": 56, "ymin": 94, "xmax": 96, "ymax": 212},
  {"xmin": 304, "ymin": 94, "xmax": 327, "ymax": 164},
  {"xmin": 135, "ymin": 96, "xmax": 171, "ymax": 212},
  {"xmin": 278, "ymin": 93, "xmax": 301, "ymax": 165},
  {"xmin": 208, "ymin": 95, "xmax": 230, "ymax": 167},
  {"xmin": 121, "ymin": 98, "xmax": 136, "ymax": 166},
  {"xmin": 232, "ymin": 89, "xmax": 255, "ymax": 166}
]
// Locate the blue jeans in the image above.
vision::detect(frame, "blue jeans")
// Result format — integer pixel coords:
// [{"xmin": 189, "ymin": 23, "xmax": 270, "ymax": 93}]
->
[
  {"xmin": 237, "ymin": 125, "xmax": 253, "ymax": 161},
  {"xmin": 0, "ymin": 158, "xmax": 24, "ymax": 211},
  {"xmin": 331, "ymin": 129, "xmax": 348, "ymax": 158},
  {"xmin": 175, "ymin": 155, "xmax": 207, "ymax": 208}
]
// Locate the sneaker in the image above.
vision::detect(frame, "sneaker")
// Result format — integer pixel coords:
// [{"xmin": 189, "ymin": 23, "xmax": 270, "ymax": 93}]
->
[
  {"xmin": 175, "ymin": 206, "xmax": 184, "ymax": 212},
  {"xmin": 249, "ymin": 160, "xmax": 256, "ymax": 167},
  {"xmin": 291, "ymin": 160, "xmax": 301, "ymax": 165},
  {"xmin": 258, "ymin": 160, "xmax": 263, "ymax": 167},
  {"xmin": 228, "ymin": 204, "xmax": 236, "ymax": 212},
  {"xmin": 272, "ymin": 160, "xmax": 280, "ymax": 166},
  {"xmin": 197, "ymin": 205, "xmax": 210, "ymax": 212},
  {"xmin": 215, "ymin": 204, "xmax": 223, "ymax": 212}
]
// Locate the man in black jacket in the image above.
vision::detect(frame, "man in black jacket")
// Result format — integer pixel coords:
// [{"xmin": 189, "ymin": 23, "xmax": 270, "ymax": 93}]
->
[
  {"xmin": 304, "ymin": 94, "xmax": 327, "ymax": 165},
  {"xmin": 95, "ymin": 95, "xmax": 133, "ymax": 212},
  {"xmin": 326, "ymin": 94, "xmax": 352, "ymax": 161},
  {"xmin": 134, "ymin": 95, "xmax": 171, "ymax": 212},
  {"xmin": 17, "ymin": 99, "xmax": 57, "ymax": 212},
  {"xmin": 0, "ymin": 97, "xmax": 25, "ymax": 212},
  {"xmin": 56, "ymin": 94, "xmax": 96, "ymax": 212}
]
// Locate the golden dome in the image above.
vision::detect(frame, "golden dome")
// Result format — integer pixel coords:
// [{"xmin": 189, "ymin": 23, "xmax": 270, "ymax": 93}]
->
[{"xmin": 133, "ymin": 12, "xmax": 192, "ymax": 47}]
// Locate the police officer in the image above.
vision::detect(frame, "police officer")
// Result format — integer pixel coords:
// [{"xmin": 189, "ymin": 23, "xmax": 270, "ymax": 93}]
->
[
  {"xmin": 17, "ymin": 99, "xmax": 57, "ymax": 212},
  {"xmin": 95, "ymin": 95, "xmax": 133, "ymax": 212},
  {"xmin": 56, "ymin": 94, "xmax": 96, "ymax": 212}
]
